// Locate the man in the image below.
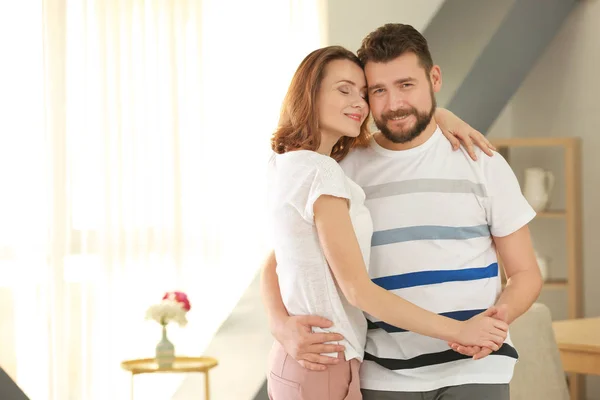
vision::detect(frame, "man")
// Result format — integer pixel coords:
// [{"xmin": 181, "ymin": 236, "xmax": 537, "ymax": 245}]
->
[{"xmin": 261, "ymin": 24, "xmax": 542, "ymax": 399}]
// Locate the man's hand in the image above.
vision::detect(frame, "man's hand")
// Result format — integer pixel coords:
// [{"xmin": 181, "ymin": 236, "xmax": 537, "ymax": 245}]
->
[
  {"xmin": 275, "ymin": 315, "xmax": 346, "ymax": 371},
  {"xmin": 448, "ymin": 304, "xmax": 509, "ymax": 360}
]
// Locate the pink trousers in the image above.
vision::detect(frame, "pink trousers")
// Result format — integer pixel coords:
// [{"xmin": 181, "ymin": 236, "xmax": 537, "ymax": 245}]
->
[{"xmin": 267, "ymin": 342, "xmax": 362, "ymax": 400}]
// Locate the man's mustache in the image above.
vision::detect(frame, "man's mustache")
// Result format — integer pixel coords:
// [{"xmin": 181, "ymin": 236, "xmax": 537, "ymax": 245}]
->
[{"xmin": 382, "ymin": 108, "xmax": 418, "ymax": 120}]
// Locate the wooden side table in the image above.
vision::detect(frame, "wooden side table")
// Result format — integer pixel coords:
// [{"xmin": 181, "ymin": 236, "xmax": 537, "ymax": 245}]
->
[
  {"xmin": 553, "ymin": 318, "xmax": 600, "ymax": 400},
  {"xmin": 121, "ymin": 356, "xmax": 218, "ymax": 400}
]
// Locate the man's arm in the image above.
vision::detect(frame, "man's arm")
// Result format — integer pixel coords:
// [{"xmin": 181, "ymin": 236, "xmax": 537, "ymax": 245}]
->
[
  {"xmin": 259, "ymin": 250, "xmax": 345, "ymax": 371},
  {"xmin": 480, "ymin": 150, "xmax": 542, "ymax": 322},
  {"xmin": 451, "ymin": 226, "xmax": 543, "ymax": 359},
  {"xmin": 494, "ymin": 225, "xmax": 543, "ymax": 323},
  {"xmin": 449, "ymin": 149, "xmax": 542, "ymax": 359},
  {"xmin": 260, "ymin": 251, "xmax": 289, "ymax": 332}
]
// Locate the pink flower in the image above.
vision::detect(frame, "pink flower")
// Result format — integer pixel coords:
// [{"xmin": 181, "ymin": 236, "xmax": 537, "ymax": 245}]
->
[{"xmin": 163, "ymin": 291, "xmax": 191, "ymax": 312}]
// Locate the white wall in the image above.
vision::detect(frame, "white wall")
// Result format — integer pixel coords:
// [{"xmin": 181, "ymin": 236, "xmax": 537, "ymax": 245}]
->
[
  {"xmin": 488, "ymin": 1, "xmax": 600, "ymax": 398},
  {"xmin": 325, "ymin": 0, "xmax": 445, "ymax": 50}
]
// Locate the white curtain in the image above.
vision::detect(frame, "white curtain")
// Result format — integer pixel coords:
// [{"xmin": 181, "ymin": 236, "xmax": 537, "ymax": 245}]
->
[{"xmin": 0, "ymin": 0, "xmax": 324, "ymax": 399}]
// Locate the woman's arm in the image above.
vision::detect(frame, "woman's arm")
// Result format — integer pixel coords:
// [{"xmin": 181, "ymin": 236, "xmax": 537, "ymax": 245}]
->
[
  {"xmin": 314, "ymin": 195, "xmax": 507, "ymax": 348},
  {"xmin": 435, "ymin": 108, "xmax": 496, "ymax": 161}
]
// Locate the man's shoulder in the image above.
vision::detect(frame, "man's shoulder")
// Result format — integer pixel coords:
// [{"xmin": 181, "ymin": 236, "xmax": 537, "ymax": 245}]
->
[
  {"xmin": 341, "ymin": 142, "xmax": 374, "ymax": 166},
  {"xmin": 339, "ymin": 144, "xmax": 375, "ymax": 182},
  {"xmin": 450, "ymin": 146, "xmax": 513, "ymax": 179}
]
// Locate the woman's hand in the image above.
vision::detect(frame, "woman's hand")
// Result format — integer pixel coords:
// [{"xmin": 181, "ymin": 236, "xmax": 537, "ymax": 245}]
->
[
  {"xmin": 449, "ymin": 304, "xmax": 509, "ymax": 360},
  {"xmin": 452, "ymin": 307, "xmax": 508, "ymax": 351},
  {"xmin": 435, "ymin": 108, "xmax": 496, "ymax": 161}
]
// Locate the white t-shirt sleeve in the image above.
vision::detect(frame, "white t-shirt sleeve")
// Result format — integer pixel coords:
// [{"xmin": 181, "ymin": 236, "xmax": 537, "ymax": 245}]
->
[
  {"xmin": 303, "ymin": 155, "xmax": 351, "ymax": 222},
  {"xmin": 483, "ymin": 152, "xmax": 536, "ymax": 237}
]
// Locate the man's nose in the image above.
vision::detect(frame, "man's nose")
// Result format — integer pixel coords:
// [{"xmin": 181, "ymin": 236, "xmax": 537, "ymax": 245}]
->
[{"xmin": 387, "ymin": 91, "xmax": 405, "ymax": 111}]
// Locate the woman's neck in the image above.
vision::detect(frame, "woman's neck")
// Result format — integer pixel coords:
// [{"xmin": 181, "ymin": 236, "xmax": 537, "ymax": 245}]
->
[{"xmin": 316, "ymin": 131, "xmax": 341, "ymax": 156}]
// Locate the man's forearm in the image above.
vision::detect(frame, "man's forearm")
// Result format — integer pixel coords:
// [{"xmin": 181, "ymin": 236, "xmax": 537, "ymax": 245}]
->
[
  {"xmin": 260, "ymin": 250, "xmax": 289, "ymax": 336},
  {"xmin": 496, "ymin": 270, "xmax": 542, "ymax": 324}
]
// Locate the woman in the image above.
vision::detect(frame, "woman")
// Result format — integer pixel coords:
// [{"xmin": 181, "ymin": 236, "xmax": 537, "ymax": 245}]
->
[{"xmin": 266, "ymin": 46, "xmax": 503, "ymax": 400}]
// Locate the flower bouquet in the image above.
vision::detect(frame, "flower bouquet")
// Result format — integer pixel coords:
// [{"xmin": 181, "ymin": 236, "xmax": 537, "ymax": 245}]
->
[{"xmin": 145, "ymin": 291, "xmax": 191, "ymax": 367}]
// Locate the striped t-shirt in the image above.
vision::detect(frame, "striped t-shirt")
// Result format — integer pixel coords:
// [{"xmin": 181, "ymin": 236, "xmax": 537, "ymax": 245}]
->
[{"xmin": 339, "ymin": 127, "xmax": 536, "ymax": 392}]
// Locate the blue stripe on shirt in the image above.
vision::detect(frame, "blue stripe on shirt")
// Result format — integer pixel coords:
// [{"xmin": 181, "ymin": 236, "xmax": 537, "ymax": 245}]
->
[{"xmin": 372, "ymin": 263, "xmax": 498, "ymax": 290}]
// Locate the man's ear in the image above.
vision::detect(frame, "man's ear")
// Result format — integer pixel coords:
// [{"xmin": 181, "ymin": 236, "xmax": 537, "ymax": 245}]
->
[{"xmin": 430, "ymin": 65, "xmax": 442, "ymax": 93}]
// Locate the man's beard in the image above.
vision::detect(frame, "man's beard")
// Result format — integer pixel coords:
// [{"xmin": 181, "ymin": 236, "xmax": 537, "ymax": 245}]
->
[{"xmin": 374, "ymin": 94, "xmax": 436, "ymax": 144}]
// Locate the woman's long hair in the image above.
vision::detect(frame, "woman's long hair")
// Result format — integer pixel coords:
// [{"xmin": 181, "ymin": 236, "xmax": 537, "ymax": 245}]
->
[{"xmin": 271, "ymin": 46, "xmax": 370, "ymax": 162}]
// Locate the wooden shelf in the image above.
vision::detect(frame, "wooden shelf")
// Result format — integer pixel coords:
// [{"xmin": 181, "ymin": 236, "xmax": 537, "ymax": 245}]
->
[
  {"xmin": 491, "ymin": 137, "xmax": 577, "ymax": 148},
  {"xmin": 536, "ymin": 210, "xmax": 566, "ymax": 219},
  {"xmin": 490, "ymin": 136, "xmax": 584, "ymax": 400}
]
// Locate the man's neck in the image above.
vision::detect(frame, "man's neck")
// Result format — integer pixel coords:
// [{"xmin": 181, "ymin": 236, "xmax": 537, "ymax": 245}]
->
[{"xmin": 375, "ymin": 117, "xmax": 438, "ymax": 151}]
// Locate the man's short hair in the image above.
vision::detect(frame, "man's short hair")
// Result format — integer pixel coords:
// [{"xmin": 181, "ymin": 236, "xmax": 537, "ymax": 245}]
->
[{"xmin": 357, "ymin": 23, "xmax": 434, "ymax": 73}]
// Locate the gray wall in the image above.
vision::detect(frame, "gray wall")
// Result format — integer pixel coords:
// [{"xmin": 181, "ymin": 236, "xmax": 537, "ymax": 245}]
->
[
  {"xmin": 0, "ymin": 368, "xmax": 29, "ymax": 400},
  {"xmin": 424, "ymin": 0, "xmax": 517, "ymax": 108},
  {"xmin": 431, "ymin": 0, "xmax": 576, "ymax": 133}
]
